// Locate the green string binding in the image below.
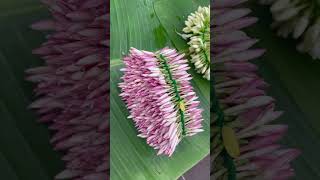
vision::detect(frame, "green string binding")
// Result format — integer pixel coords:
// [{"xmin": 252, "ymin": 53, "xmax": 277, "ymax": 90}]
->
[
  {"xmin": 212, "ymin": 74, "xmax": 236, "ymax": 180},
  {"xmin": 157, "ymin": 54, "xmax": 186, "ymax": 136}
]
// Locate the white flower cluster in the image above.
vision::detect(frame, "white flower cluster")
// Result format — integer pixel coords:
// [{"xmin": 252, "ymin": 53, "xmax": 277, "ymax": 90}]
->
[
  {"xmin": 182, "ymin": 6, "xmax": 210, "ymax": 80},
  {"xmin": 260, "ymin": 0, "xmax": 320, "ymax": 59}
]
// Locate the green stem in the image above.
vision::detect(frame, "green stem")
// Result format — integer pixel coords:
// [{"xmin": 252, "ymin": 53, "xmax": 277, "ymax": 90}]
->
[
  {"xmin": 157, "ymin": 54, "xmax": 186, "ymax": 136},
  {"xmin": 223, "ymin": 150, "xmax": 237, "ymax": 180},
  {"xmin": 212, "ymin": 74, "xmax": 236, "ymax": 179},
  {"xmin": 201, "ymin": 27, "xmax": 210, "ymax": 66}
]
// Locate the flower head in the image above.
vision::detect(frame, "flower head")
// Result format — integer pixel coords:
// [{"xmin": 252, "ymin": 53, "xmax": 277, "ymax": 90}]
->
[
  {"xmin": 182, "ymin": 6, "xmax": 210, "ymax": 80},
  {"xmin": 260, "ymin": 0, "xmax": 320, "ymax": 59},
  {"xmin": 212, "ymin": 0, "xmax": 300, "ymax": 179},
  {"xmin": 119, "ymin": 47, "xmax": 204, "ymax": 156},
  {"xmin": 26, "ymin": 0, "xmax": 109, "ymax": 179}
]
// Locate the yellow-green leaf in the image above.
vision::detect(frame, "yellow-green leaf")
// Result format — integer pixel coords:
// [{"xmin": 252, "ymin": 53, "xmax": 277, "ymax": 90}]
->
[{"xmin": 222, "ymin": 126, "xmax": 240, "ymax": 158}]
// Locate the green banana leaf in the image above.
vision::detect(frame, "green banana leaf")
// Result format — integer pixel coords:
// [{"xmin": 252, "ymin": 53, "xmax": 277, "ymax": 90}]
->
[
  {"xmin": 110, "ymin": 0, "xmax": 210, "ymax": 179},
  {"xmin": 246, "ymin": 2, "xmax": 320, "ymax": 179},
  {"xmin": 0, "ymin": 0, "xmax": 64, "ymax": 179},
  {"xmin": 1, "ymin": 0, "xmax": 319, "ymax": 180}
]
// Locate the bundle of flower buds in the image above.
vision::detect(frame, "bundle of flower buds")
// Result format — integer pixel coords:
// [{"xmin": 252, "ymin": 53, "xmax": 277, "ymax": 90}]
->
[
  {"xmin": 26, "ymin": 0, "xmax": 109, "ymax": 179},
  {"xmin": 260, "ymin": 0, "xmax": 320, "ymax": 59},
  {"xmin": 119, "ymin": 47, "xmax": 204, "ymax": 157},
  {"xmin": 212, "ymin": 0, "xmax": 300, "ymax": 179},
  {"xmin": 182, "ymin": 6, "xmax": 210, "ymax": 80}
]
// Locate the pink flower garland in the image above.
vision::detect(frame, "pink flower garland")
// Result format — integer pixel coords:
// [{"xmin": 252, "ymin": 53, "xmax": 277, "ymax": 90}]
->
[
  {"xmin": 212, "ymin": 0, "xmax": 300, "ymax": 179},
  {"xmin": 119, "ymin": 47, "xmax": 204, "ymax": 156},
  {"xmin": 26, "ymin": 0, "xmax": 109, "ymax": 179}
]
